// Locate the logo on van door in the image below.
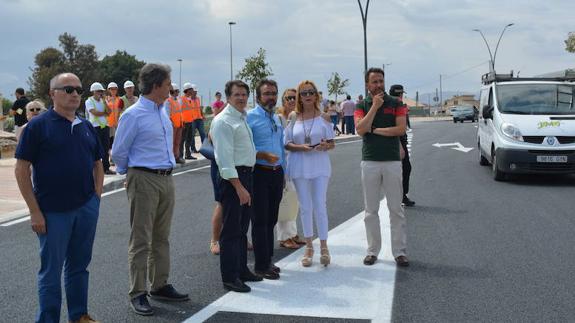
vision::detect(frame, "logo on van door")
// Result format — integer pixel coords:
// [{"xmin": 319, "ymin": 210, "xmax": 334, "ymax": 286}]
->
[{"xmin": 537, "ymin": 121, "xmax": 561, "ymax": 129}]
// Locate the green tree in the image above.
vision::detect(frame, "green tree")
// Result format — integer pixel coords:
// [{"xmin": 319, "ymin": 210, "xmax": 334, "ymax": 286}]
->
[
  {"xmin": 236, "ymin": 48, "xmax": 273, "ymax": 106},
  {"xmin": 28, "ymin": 33, "xmax": 99, "ymax": 105},
  {"xmin": 2, "ymin": 97, "xmax": 13, "ymax": 115},
  {"xmin": 565, "ymin": 32, "xmax": 575, "ymax": 53},
  {"xmin": 99, "ymin": 50, "xmax": 146, "ymax": 94},
  {"xmin": 28, "ymin": 47, "xmax": 67, "ymax": 102},
  {"xmin": 327, "ymin": 72, "xmax": 350, "ymax": 104}
]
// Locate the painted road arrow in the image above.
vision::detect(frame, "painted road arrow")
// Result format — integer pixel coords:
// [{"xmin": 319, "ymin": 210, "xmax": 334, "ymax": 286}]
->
[{"xmin": 432, "ymin": 142, "xmax": 474, "ymax": 153}]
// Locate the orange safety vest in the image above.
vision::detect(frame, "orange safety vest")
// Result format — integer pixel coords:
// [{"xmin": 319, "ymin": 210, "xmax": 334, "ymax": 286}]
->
[
  {"xmin": 167, "ymin": 97, "xmax": 183, "ymax": 128},
  {"xmin": 181, "ymin": 96, "xmax": 202, "ymax": 123},
  {"xmin": 106, "ymin": 96, "xmax": 122, "ymax": 128}
]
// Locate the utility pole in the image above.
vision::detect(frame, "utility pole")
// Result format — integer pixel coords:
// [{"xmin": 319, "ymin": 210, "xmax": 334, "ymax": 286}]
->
[
  {"xmin": 358, "ymin": 0, "xmax": 370, "ymax": 99},
  {"xmin": 439, "ymin": 74, "xmax": 443, "ymax": 112},
  {"xmin": 177, "ymin": 59, "xmax": 182, "ymax": 91},
  {"xmin": 228, "ymin": 21, "xmax": 237, "ymax": 81}
]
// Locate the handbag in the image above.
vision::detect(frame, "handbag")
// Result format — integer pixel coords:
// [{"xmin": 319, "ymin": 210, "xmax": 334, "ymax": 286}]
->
[
  {"xmin": 199, "ymin": 136, "xmax": 215, "ymax": 161},
  {"xmin": 277, "ymin": 180, "xmax": 299, "ymax": 222}
]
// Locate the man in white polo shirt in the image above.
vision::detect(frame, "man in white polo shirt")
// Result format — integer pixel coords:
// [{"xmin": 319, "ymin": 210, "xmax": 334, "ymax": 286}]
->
[{"xmin": 86, "ymin": 82, "xmax": 116, "ymax": 175}]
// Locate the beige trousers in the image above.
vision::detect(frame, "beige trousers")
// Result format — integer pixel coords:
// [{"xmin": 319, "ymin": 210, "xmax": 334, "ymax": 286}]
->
[
  {"xmin": 361, "ymin": 161, "xmax": 407, "ymax": 258},
  {"xmin": 127, "ymin": 168, "xmax": 175, "ymax": 298}
]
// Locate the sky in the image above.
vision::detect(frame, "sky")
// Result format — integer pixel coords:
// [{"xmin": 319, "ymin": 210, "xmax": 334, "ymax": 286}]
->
[{"xmin": 1, "ymin": 0, "xmax": 574, "ymax": 105}]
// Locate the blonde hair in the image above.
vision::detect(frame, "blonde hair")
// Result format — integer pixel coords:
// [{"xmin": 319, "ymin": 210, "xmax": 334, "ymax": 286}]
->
[
  {"xmin": 277, "ymin": 88, "xmax": 297, "ymax": 118},
  {"xmin": 25, "ymin": 99, "xmax": 46, "ymax": 112},
  {"xmin": 295, "ymin": 80, "xmax": 320, "ymax": 114}
]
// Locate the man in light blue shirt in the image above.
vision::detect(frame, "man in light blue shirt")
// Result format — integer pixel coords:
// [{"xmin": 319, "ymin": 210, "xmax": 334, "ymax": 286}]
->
[
  {"xmin": 246, "ymin": 79, "xmax": 285, "ymax": 280},
  {"xmin": 210, "ymin": 80, "xmax": 261, "ymax": 293},
  {"xmin": 111, "ymin": 63, "xmax": 188, "ymax": 316}
]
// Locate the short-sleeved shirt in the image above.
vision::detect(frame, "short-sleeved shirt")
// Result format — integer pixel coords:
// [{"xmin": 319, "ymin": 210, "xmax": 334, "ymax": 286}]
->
[
  {"xmin": 15, "ymin": 108, "xmax": 103, "ymax": 212},
  {"xmin": 340, "ymin": 100, "xmax": 356, "ymax": 116},
  {"xmin": 11, "ymin": 96, "xmax": 30, "ymax": 126},
  {"xmin": 354, "ymin": 94, "xmax": 407, "ymax": 161},
  {"xmin": 85, "ymin": 97, "xmax": 108, "ymax": 128}
]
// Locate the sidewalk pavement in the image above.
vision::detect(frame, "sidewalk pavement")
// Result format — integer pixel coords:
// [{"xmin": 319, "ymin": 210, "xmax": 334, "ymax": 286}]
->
[{"xmin": 0, "ymin": 133, "xmax": 361, "ymax": 224}]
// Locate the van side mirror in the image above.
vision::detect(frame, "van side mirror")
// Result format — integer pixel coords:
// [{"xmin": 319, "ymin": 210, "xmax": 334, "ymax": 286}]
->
[{"xmin": 482, "ymin": 105, "xmax": 493, "ymax": 119}]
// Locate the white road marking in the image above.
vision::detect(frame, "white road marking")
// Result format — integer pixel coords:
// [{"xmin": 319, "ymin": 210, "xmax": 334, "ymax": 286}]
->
[
  {"xmin": 184, "ymin": 200, "xmax": 396, "ymax": 323},
  {"xmin": 0, "ymin": 165, "xmax": 212, "ymax": 227},
  {"xmin": 432, "ymin": 142, "xmax": 473, "ymax": 153}
]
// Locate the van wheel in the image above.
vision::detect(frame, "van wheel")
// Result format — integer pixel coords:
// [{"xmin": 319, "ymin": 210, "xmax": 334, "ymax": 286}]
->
[
  {"xmin": 453, "ymin": 119, "xmax": 456, "ymax": 123},
  {"xmin": 479, "ymin": 143, "xmax": 489, "ymax": 166},
  {"xmin": 491, "ymin": 150, "xmax": 506, "ymax": 181}
]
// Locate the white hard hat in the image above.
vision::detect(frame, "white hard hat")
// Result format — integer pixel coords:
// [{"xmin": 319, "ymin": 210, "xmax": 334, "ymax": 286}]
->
[
  {"xmin": 171, "ymin": 83, "xmax": 179, "ymax": 91},
  {"xmin": 123, "ymin": 80, "xmax": 135, "ymax": 88},
  {"xmin": 107, "ymin": 82, "xmax": 118, "ymax": 89},
  {"xmin": 183, "ymin": 82, "xmax": 197, "ymax": 92},
  {"xmin": 90, "ymin": 82, "xmax": 105, "ymax": 92}
]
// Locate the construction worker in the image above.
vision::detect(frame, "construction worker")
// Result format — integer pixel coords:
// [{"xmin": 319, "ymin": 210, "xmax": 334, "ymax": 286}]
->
[
  {"xmin": 86, "ymin": 82, "xmax": 116, "ymax": 175},
  {"xmin": 167, "ymin": 83, "xmax": 185, "ymax": 164},
  {"xmin": 180, "ymin": 83, "xmax": 201, "ymax": 160},
  {"xmin": 121, "ymin": 80, "xmax": 138, "ymax": 109},
  {"xmin": 106, "ymin": 82, "xmax": 124, "ymax": 148}
]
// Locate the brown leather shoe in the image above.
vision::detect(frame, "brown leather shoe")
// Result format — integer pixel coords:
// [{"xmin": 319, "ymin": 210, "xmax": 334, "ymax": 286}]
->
[
  {"xmin": 363, "ymin": 255, "xmax": 377, "ymax": 266},
  {"xmin": 69, "ymin": 314, "xmax": 100, "ymax": 323},
  {"xmin": 279, "ymin": 238, "xmax": 300, "ymax": 249},
  {"xmin": 395, "ymin": 255, "xmax": 409, "ymax": 267}
]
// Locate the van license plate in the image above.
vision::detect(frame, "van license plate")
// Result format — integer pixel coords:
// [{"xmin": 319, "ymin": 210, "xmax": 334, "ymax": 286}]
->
[{"xmin": 537, "ymin": 156, "xmax": 568, "ymax": 163}]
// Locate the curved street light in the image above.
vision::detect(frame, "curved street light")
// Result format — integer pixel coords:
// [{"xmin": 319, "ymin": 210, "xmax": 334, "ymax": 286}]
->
[{"xmin": 473, "ymin": 23, "xmax": 514, "ymax": 73}]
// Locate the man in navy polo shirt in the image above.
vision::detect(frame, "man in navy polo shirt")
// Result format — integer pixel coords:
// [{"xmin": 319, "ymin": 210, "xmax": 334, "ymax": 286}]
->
[{"xmin": 15, "ymin": 73, "xmax": 104, "ymax": 323}]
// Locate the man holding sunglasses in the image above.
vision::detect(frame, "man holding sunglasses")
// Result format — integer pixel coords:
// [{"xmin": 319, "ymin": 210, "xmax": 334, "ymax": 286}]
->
[
  {"xmin": 86, "ymin": 82, "xmax": 116, "ymax": 175},
  {"xmin": 15, "ymin": 73, "xmax": 104, "ymax": 323},
  {"xmin": 246, "ymin": 79, "xmax": 285, "ymax": 280}
]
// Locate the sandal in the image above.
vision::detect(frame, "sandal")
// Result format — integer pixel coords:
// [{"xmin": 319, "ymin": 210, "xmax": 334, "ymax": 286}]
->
[
  {"xmin": 301, "ymin": 247, "xmax": 314, "ymax": 267},
  {"xmin": 279, "ymin": 238, "xmax": 300, "ymax": 249},
  {"xmin": 292, "ymin": 235, "xmax": 306, "ymax": 245},
  {"xmin": 210, "ymin": 241, "xmax": 220, "ymax": 255},
  {"xmin": 320, "ymin": 247, "xmax": 331, "ymax": 267}
]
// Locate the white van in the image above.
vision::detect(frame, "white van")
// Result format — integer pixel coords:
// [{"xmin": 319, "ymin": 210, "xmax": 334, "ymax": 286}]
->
[{"xmin": 477, "ymin": 70, "xmax": 575, "ymax": 181}]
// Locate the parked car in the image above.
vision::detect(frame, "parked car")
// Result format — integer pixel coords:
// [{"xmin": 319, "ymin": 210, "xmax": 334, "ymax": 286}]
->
[
  {"xmin": 451, "ymin": 106, "xmax": 478, "ymax": 123},
  {"xmin": 477, "ymin": 70, "xmax": 575, "ymax": 181}
]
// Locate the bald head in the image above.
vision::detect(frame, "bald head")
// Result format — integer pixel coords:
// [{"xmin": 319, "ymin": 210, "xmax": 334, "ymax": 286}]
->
[{"xmin": 50, "ymin": 73, "xmax": 81, "ymax": 90}]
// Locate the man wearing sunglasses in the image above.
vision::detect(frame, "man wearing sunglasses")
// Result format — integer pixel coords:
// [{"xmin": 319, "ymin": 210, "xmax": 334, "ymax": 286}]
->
[
  {"xmin": 15, "ymin": 73, "xmax": 104, "ymax": 323},
  {"xmin": 86, "ymin": 82, "xmax": 116, "ymax": 175},
  {"xmin": 246, "ymin": 79, "xmax": 285, "ymax": 280}
]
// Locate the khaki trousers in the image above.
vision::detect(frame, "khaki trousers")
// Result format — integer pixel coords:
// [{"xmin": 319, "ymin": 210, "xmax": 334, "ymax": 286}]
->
[
  {"xmin": 361, "ymin": 161, "xmax": 407, "ymax": 258},
  {"xmin": 126, "ymin": 168, "xmax": 175, "ymax": 298}
]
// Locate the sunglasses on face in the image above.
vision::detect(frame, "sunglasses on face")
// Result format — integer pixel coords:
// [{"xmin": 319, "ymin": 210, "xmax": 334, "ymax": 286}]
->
[
  {"xmin": 284, "ymin": 96, "xmax": 296, "ymax": 101},
  {"xmin": 28, "ymin": 108, "xmax": 43, "ymax": 112},
  {"xmin": 300, "ymin": 91, "xmax": 316, "ymax": 97},
  {"xmin": 54, "ymin": 86, "xmax": 84, "ymax": 95},
  {"xmin": 262, "ymin": 91, "xmax": 278, "ymax": 96}
]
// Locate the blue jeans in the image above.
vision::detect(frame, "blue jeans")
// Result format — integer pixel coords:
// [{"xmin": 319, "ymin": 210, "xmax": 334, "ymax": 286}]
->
[
  {"xmin": 190, "ymin": 119, "xmax": 206, "ymax": 152},
  {"xmin": 345, "ymin": 116, "xmax": 355, "ymax": 134},
  {"xmin": 36, "ymin": 194, "xmax": 100, "ymax": 323}
]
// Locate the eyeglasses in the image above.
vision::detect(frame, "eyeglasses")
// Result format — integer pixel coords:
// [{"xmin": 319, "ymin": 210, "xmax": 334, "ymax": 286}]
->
[
  {"xmin": 284, "ymin": 96, "xmax": 296, "ymax": 101},
  {"xmin": 54, "ymin": 86, "xmax": 84, "ymax": 95},
  {"xmin": 300, "ymin": 91, "xmax": 316, "ymax": 97},
  {"xmin": 28, "ymin": 108, "xmax": 43, "ymax": 112},
  {"xmin": 262, "ymin": 91, "xmax": 278, "ymax": 96}
]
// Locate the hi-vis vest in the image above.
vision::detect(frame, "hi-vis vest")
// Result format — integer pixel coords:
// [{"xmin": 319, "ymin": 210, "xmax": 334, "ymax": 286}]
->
[
  {"xmin": 88, "ymin": 97, "xmax": 109, "ymax": 128},
  {"xmin": 167, "ymin": 97, "xmax": 183, "ymax": 128},
  {"xmin": 106, "ymin": 96, "xmax": 122, "ymax": 128},
  {"xmin": 180, "ymin": 96, "xmax": 202, "ymax": 123}
]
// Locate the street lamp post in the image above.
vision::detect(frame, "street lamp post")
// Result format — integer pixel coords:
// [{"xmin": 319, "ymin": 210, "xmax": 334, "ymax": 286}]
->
[
  {"xmin": 177, "ymin": 59, "xmax": 182, "ymax": 91},
  {"xmin": 357, "ymin": 0, "xmax": 370, "ymax": 99},
  {"xmin": 228, "ymin": 21, "xmax": 236, "ymax": 81},
  {"xmin": 473, "ymin": 23, "xmax": 514, "ymax": 73}
]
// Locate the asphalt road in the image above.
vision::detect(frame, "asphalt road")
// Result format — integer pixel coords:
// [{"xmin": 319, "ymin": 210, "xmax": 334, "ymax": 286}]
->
[{"xmin": 1, "ymin": 120, "xmax": 574, "ymax": 322}]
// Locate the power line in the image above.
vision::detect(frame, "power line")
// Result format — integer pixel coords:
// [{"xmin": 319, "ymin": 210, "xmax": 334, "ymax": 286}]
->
[{"xmin": 410, "ymin": 60, "xmax": 490, "ymax": 91}]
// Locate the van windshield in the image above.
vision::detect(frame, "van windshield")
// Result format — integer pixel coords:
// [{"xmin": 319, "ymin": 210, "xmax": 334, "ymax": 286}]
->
[{"xmin": 496, "ymin": 83, "xmax": 575, "ymax": 115}]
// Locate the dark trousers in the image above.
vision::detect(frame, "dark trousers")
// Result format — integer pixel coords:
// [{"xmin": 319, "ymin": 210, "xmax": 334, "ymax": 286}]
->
[
  {"xmin": 94, "ymin": 126, "xmax": 111, "ymax": 171},
  {"xmin": 345, "ymin": 116, "xmax": 355, "ymax": 134},
  {"xmin": 400, "ymin": 135, "xmax": 411, "ymax": 197},
  {"xmin": 251, "ymin": 166, "xmax": 284, "ymax": 272},
  {"xmin": 219, "ymin": 168, "xmax": 253, "ymax": 283},
  {"xmin": 340, "ymin": 114, "xmax": 346, "ymax": 133},
  {"xmin": 180, "ymin": 122, "xmax": 193, "ymax": 157}
]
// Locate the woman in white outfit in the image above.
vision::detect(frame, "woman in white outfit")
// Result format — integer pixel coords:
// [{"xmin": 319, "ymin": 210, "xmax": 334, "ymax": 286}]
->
[
  {"xmin": 276, "ymin": 88, "xmax": 306, "ymax": 249},
  {"xmin": 284, "ymin": 80, "xmax": 335, "ymax": 267}
]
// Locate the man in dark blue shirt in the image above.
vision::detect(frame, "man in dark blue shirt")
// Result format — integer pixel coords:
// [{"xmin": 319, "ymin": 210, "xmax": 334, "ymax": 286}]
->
[{"xmin": 15, "ymin": 73, "xmax": 104, "ymax": 323}]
